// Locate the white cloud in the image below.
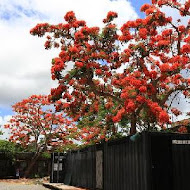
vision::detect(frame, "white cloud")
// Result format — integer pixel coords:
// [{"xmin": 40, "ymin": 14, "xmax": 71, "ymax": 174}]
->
[
  {"xmin": 0, "ymin": 0, "xmax": 138, "ymax": 109},
  {"xmin": 161, "ymin": 3, "xmax": 190, "ymax": 26},
  {"xmin": 0, "ymin": 115, "xmax": 12, "ymax": 140}
]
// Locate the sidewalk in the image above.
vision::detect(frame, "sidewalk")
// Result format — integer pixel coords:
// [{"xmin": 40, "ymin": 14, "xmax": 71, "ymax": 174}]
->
[{"xmin": 43, "ymin": 182, "xmax": 87, "ymax": 190}]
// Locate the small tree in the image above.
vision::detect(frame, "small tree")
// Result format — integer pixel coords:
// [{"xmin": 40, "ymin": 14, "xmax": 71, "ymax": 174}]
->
[
  {"xmin": 30, "ymin": 0, "xmax": 190, "ymax": 136},
  {"xmin": 0, "ymin": 140, "xmax": 18, "ymax": 159},
  {"xmin": 4, "ymin": 95, "xmax": 78, "ymax": 177}
]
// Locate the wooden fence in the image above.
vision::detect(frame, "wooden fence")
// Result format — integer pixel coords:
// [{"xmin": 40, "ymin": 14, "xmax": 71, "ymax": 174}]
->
[{"xmin": 51, "ymin": 131, "xmax": 190, "ymax": 190}]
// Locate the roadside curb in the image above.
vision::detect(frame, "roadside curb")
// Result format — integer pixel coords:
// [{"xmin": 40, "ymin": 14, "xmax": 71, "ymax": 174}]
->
[{"xmin": 43, "ymin": 182, "xmax": 86, "ymax": 190}]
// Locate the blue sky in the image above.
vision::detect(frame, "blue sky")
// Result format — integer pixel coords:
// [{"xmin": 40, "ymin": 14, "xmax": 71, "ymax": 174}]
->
[
  {"xmin": 0, "ymin": 3, "xmax": 47, "ymax": 21},
  {"xmin": 130, "ymin": 0, "xmax": 150, "ymax": 17}
]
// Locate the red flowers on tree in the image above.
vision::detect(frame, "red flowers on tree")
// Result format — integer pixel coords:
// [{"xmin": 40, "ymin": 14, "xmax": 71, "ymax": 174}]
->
[
  {"xmin": 30, "ymin": 0, "xmax": 190, "ymax": 137},
  {"xmin": 4, "ymin": 95, "xmax": 78, "ymax": 177},
  {"xmin": 5, "ymin": 95, "xmax": 77, "ymax": 150}
]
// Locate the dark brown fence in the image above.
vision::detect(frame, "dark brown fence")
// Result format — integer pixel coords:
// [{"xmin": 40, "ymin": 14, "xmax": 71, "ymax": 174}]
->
[
  {"xmin": 0, "ymin": 153, "xmax": 15, "ymax": 178},
  {"xmin": 15, "ymin": 152, "xmax": 51, "ymax": 178},
  {"xmin": 64, "ymin": 146, "xmax": 96, "ymax": 189},
  {"xmin": 0, "ymin": 152, "xmax": 51, "ymax": 178},
  {"xmin": 103, "ymin": 134, "xmax": 150, "ymax": 190},
  {"xmin": 51, "ymin": 131, "xmax": 190, "ymax": 190}
]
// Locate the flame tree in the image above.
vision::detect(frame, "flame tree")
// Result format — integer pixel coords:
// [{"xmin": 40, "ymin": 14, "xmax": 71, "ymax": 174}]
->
[
  {"xmin": 4, "ymin": 95, "xmax": 78, "ymax": 177},
  {"xmin": 30, "ymin": 0, "xmax": 190, "ymax": 137}
]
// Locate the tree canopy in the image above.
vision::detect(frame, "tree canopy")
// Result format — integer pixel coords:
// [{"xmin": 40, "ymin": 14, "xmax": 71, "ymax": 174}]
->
[
  {"xmin": 0, "ymin": 140, "xmax": 17, "ymax": 153},
  {"xmin": 4, "ymin": 95, "xmax": 78, "ymax": 152},
  {"xmin": 30, "ymin": 0, "xmax": 190, "ymax": 138},
  {"xmin": 4, "ymin": 94, "xmax": 79, "ymax": 177}
]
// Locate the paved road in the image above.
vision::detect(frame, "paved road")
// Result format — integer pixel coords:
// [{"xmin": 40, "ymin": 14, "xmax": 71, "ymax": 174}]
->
[{"xmin": 0, "ymin": 182, "xmax": 50, "ymax": 190}]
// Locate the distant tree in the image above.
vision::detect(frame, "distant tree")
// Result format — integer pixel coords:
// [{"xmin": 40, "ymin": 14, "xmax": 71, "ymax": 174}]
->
[
  {"xmin": 0, "ymin": 140, "xmax": 17, "ymax": 157},
  {"xmin": 4, "ymin": 95, "xmax": 78, "ymax": 177},
  {"xmin": 30, "ymin": 0, "xmax": 190, "ymax": 137}
]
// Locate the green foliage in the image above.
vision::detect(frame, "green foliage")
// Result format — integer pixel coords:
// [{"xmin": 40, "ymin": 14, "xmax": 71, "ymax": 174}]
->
[
  {"xmin": 69, "ymin": 68, "xmax": 78, "ymax": 79},
  {"xmin": 78, "ymin": 98, "xmax": 113, "ymax": 128},
  {"xmin": 0, "ymin": 140, "xmax": 26, "ymax": 155},
  {"xmin": 41, "ymin": 152, "xmax": 51, "ymax": 159},
  {"xmin": 78, "ymin": 97, "xmax": 130, "ymax": 144},
  {"xmin": 54, "ymin": 143, "xmax": 79, "ymax": 152},
  {"xmin": 0, "ymin": 140, "xmax": 16, "ymax": 153},
  {"xmin": 0, "ymin": 140, "xmax": 18, "ymax": 160}
]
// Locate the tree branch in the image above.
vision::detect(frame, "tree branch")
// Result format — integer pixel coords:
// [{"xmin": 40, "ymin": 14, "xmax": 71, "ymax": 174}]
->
[{"xmin": 161, "ymin": 86, "xmax": 190, "ymax": 105}]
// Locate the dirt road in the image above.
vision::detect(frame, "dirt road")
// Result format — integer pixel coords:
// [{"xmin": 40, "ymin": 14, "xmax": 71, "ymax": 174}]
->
[{"xmin": 0, "ymin": 179, "xmax": 50, "ymax": 190}]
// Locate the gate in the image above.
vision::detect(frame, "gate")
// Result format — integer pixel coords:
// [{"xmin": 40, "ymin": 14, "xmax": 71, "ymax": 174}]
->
[{"xmin": 50, "ymin": 152, "xmax": 65, "ymax": 183}]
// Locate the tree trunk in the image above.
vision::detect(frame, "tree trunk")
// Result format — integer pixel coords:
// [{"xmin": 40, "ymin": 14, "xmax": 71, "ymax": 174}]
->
[
  {"xmin": 130, "ymin": 113, "xmax": 137, "ymax": 135},
  {"xmin": 24, "ymin": 152, "xmax": 41, "ymax": 178},
  {"xmin": 112, "ymin": 125, "xmax": 117, "ymax": 135}
]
